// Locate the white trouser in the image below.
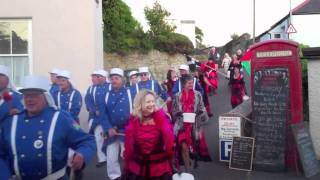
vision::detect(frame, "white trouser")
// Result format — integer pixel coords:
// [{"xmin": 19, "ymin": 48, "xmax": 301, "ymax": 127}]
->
[
  {"xmin": 94, "ymin": 125, "xmax": 107, "ymax": 163},
  {"xmin": 106, "ymin": 140, "xmax": 124, "ymax": 180},
  {"xmin": 68, "ymin": 149, "xmax": 75, "ymax": 167}
]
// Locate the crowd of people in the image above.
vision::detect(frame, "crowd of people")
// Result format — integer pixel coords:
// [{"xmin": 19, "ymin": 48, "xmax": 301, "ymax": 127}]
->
[{"xmin": 0, "ymin": 47, "xmax": 248, "ymax": 180}]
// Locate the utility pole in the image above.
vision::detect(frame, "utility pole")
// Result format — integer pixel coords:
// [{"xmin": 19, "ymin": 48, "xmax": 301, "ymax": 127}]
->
[{"xmin": 253, "ymin": 0, "xmax": 256, "ymax": 44}]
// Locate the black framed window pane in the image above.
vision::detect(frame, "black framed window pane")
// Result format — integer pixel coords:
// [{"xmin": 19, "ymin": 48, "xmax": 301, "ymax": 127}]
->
[
  {"xmin": 0, "ymin": 23, "xmax": 11, "ymax": 54},
  {"xmin": 11, "ymin": 22, "xmax": 28, "ymax": 54}
]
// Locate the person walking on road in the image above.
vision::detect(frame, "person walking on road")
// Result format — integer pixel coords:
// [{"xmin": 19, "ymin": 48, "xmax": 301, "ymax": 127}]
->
[
  {"xmin": 229, "ymin": 65, "xmax": 246, "ymax": 108},
  {"xmin": 221, "ymin": 53, "xmax": 232, "ymax": 77},
  {"xmin": 53, "ymin": 70, "xmax": 82, "ymax": 123},
  {"xmin": 101, "ymin": 68, "xmax": 133, "ymax": 180},
  {"xmin": 172, "ymin": 74, "xmax": 211, "ymax": 173},
  {"xmin": 0, "ymin": 75, "xmax": 96, "ymax": 180},
  {"xmin": 0, "ymin": 65, "xmax": 23, "ymax": 124},
  {"xmin": 123, "ymin": 90, "xmax": 174, "ymax": 180},
  {"xmin": 85, "ymin": 69, "xmax": 110, "ymax": 168}
]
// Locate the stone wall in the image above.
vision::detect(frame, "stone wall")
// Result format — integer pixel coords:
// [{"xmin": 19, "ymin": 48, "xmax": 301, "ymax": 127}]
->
[{"xmin": 104, "ymin": 50, "xmax": 188, "ymax": 82}]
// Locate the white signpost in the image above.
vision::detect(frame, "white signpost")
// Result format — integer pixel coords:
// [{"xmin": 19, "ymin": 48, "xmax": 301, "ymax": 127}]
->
[{"xmin": 219, "ymin": 116, "xmax": 242, "ymax": 162}]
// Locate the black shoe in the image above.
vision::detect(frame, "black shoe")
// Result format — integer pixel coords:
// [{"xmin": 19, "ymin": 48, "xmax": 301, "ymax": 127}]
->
[{"xmin": 96, "ymin": 161, "xmax": 106, "ymax": 168}]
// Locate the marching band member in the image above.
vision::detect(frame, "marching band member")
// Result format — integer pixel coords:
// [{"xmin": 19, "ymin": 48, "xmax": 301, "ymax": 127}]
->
[
  {"xmin": 85, "ymin": 69, "xmax": 110, "ymax": 168},
  {"xmin": 0, "ymin": 65, "xmax": 23, "ymax": 123},
  {"xmin": 128, "ymin": 70, "xmax": 139, "ymax": 86},
  {"xmin": 0, "ymin": 75, "xmax": 95, "ymax": 180},
  {"xmin": 101, "ymin": 68, "xmax": 133, "ymax": 180},
  {"xmin": 172, "ymin": 64, "xmax": 204, "ymax": 97},
  {"xmin": 131, "ymin": 67, "xmax": 169, "ymax": 102},
  {"xmin": 53, "ymin": 70, "xmax": 82, "ymax": 123},
  {"xmin": 49, "ymin": 68, "xmax": 61, "ymax": 97}
]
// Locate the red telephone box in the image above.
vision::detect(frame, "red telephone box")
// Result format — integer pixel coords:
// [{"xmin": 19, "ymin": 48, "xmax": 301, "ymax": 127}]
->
[{"xmin": 250, "ymin": 40, "xmax": 303, "ymax": 171}]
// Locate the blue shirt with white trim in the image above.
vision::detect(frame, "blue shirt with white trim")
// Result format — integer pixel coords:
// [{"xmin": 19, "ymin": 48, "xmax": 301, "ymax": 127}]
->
[
  {"xmin": 0, "ymin": 89, "xmax": 23, "ymax": 123},
  {"xmin": 53, "ymin": 87, "xmax": 82, "ymax": 122},
  {"xmin": 172, "ymin": 78, "xmax": 204, "ymax": 96},
  {"xmin": 101, "ymin": 86, "xmax": 133, "ymax": 143},
  {"xmin": 85, "ymin": 82, "xmax": 111, "ymax": 132},
  {"xmin": 130, "ymin": 79, "xmax": 168, "ymax": 101},
  {"xmin": 0, "ymin": 106, "xmax": 96, "ymax": 180}
]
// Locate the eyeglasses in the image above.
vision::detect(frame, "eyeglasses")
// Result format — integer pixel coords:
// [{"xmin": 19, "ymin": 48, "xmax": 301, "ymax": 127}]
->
[{"xmin": 140, "ymin": 73, "xmax": 148, "ymax": 76}]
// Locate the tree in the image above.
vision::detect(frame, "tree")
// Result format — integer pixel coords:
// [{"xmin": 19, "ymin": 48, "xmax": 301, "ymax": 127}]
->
[
  {"xmin": 230, "ymin": 33, "xmax": 239, "ymax": 40},
  {"xmin": 195, "ymin": 26, "xmax": 205, "ymax": 48},
  {"xmin": 144, "ymin": 2, "xmax": 193, "ymax": 54},
  {"xmin": 144, "ymin": 1, "xmax": 176, "ymax": 37},
  {"xmin": 103, "ymin": 0, "xmax": 151, "ymax": 54}
]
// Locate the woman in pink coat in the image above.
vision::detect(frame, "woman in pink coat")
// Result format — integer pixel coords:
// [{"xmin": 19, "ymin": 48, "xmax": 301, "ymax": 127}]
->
[{"xmin": 124, "ymin": 90, "xmax": 174, "ymax": 180}]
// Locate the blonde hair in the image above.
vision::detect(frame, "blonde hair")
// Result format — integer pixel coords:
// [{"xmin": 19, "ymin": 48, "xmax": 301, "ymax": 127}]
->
[{"xmin": 132, "ymin": 89, "xmax": 157, "ymax": 120}]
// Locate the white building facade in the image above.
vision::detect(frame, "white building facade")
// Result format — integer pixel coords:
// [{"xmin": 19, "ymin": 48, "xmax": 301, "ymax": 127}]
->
[
  {"xmin": 0, "ymin": 0, "xmax": 104, "ymax": 91},
  {"xmin": 257, "ymin": 0, "xmax": 320, "ymax": 47}
]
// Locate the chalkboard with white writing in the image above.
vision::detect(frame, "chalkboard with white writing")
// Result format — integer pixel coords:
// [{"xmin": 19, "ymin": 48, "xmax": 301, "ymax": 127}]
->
[
  {"xmin": 229, "ymin": 137, "xmax": 255, "ymax": 171},
  {"xmin": 291, "ymin": 122, "xmax": 320, "ymax": 178},
  {"xmin": 252, "ymin": 68, "xmax": 290, "ymax": 171}
]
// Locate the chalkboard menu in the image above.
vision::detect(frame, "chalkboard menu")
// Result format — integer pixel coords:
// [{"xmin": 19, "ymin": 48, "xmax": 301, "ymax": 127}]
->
[
  {"xmin": 252, "ymin": 68, "xmax": 290, "ymax": 171},
  {"xmin": 229, "ymin": 137, "xmax": 255, "ymax": 171},
  {"xmin": 291, "ymin": 122, "xmax": 320, "ymax": 178}
]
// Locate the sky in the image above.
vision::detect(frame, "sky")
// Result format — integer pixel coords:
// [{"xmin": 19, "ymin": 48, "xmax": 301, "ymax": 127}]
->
[{"xmin": 123, "ymin": 0, "xmax": 305, "ymax": 46}]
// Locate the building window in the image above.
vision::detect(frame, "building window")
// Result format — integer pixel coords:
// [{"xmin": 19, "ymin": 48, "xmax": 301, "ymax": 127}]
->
[
  {"xmin": 0, "ymin": 19, "xmax": 32, "ymax": 86},
  {"xmin": 274, "ymin": 34, "xmax": 281, "ymax": 38}
]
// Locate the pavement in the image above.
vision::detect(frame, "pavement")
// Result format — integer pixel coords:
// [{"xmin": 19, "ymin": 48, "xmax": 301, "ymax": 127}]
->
[{"xmin": 83, "ymin": 69, "xmax": 320, "ymax": 180}]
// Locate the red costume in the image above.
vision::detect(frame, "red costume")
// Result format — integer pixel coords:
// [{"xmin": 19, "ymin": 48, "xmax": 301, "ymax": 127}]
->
[
  {"xmin": 199, "ymin": 61, "xmax": 218, "ymax": 116},
  {"xmin": 229, "ymin": 74, "xmax": 245, "ymax": 108},
  {"xmin": 175, "ymin": 89, "xmax": 211, "ymax": 164},
  {"xmin": 162, "ymin": 79, "xmax": 177, "ymax": 116},
  {"xmin": 124, "ymin": 109, "xmax": 174, "ymax": 179},
  {"xmin": 200, "ymin": 61, "xmax": 219, "ymax": 92}
]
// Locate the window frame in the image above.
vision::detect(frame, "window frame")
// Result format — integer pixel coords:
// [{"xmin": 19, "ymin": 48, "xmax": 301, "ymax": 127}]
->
[{"xmin": 0, "ymin": 18, "xmax": 33, "ymax": 84}]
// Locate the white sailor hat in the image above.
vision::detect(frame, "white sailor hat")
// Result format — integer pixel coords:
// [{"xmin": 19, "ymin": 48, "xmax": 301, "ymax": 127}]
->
[
  {"xmin": 109, "ymin": 68, "xmax": 124, "ymax": 77},
  {"xmin": 179, "ymin": 64, "xmax": 189, "ymax": 71},
  {"xmin": 49, "ymin": 68, "xmax": 60, "ymax": 75},
  {"xmin": 56, "ymin": 70, "xmax": 71, "ymax": 79},
  {"xmin": 139, "ymin": 67, "xmax": 149, "ymax": 74},
  {"xmin": 19, "ymin": 75, "xmax": 51, "ymax": 93},
  {"xmin": 92, "ymin": 69, "xmax": 108, "ymax": 77},
  {"xmin": 128, "ymin": 70, "xmax": 138, "ymax": 77},
  {"xmin": 0, "ymin": 65, "xmax": 9, "ymax": 77}
]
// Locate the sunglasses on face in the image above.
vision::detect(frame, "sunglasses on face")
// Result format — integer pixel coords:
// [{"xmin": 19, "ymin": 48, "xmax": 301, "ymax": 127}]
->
[{"xmin": 140, "ymin": 73, "xmax": 148, "ymax": 76}]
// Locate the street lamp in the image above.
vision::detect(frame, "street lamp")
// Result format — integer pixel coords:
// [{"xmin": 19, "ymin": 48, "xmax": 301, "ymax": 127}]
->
[{"xmin": 253, "ymin": 0, "xmax": 256, "ymax": 44}]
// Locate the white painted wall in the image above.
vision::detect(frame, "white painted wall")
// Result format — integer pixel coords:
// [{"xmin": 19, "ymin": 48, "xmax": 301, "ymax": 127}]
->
[
  {"xmin": 0, "ymin": 0, "xmax": 104, "ymax": 93},
  {"xmin": 0, "ymin": 0, "xmax": 104, "ymax": 129},
  {"xmin": 308, "ymin": 60, "xmax": 320, "ymax": 159},
  {"xmin": 290, "ymin": 14, "xmax": 320, "ymax": 47}
]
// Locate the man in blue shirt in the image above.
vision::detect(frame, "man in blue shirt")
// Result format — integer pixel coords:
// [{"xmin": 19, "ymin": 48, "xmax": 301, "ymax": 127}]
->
[
  {"xmin": 172, "ymin": 64, "xmax": 204, "ymax": 96},
  {"xmin": 130, "ymin": 66, "xmax": 169, "ymax": 102},
  {"xmin": 53, "ymin": 70, "xmax": 82, "ymax": 123},
  {"xmin": 49, "ymin": 68, "xmax": 61, "ymax": 97},
  {"xmin": 102, "ymin": 68, "xmax": 133, "ymax": 180},
  {"xmin": 0, "ymin": 75, "xmax": 95, "ymax": 180},
  {"xmin": 0, "ymin": 65, "xmax": 23, "ymax": 124},
  {"xmin": 84, "ymin": 69, "xmax": 110, "ymax": 168}
]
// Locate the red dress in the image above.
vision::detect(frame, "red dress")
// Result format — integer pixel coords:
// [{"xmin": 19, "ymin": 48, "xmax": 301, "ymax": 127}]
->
[
  {"xmin": 162, "ymin": 80, "xmax": 176, "ymax": 116},
  {"xmin": 229, "ymin": 75, "xmax": 245, "ymax": 108},
  {"xmin": 124, "ymin": 109, "xmax": 174, "ymax": 178},
  {"xmin": 177, "ymin": 90, "xmax": 211, "ymax": 162},
  {"xmin": 200, "ymin": 61, "xmax": 219, "ymax": 92}
]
